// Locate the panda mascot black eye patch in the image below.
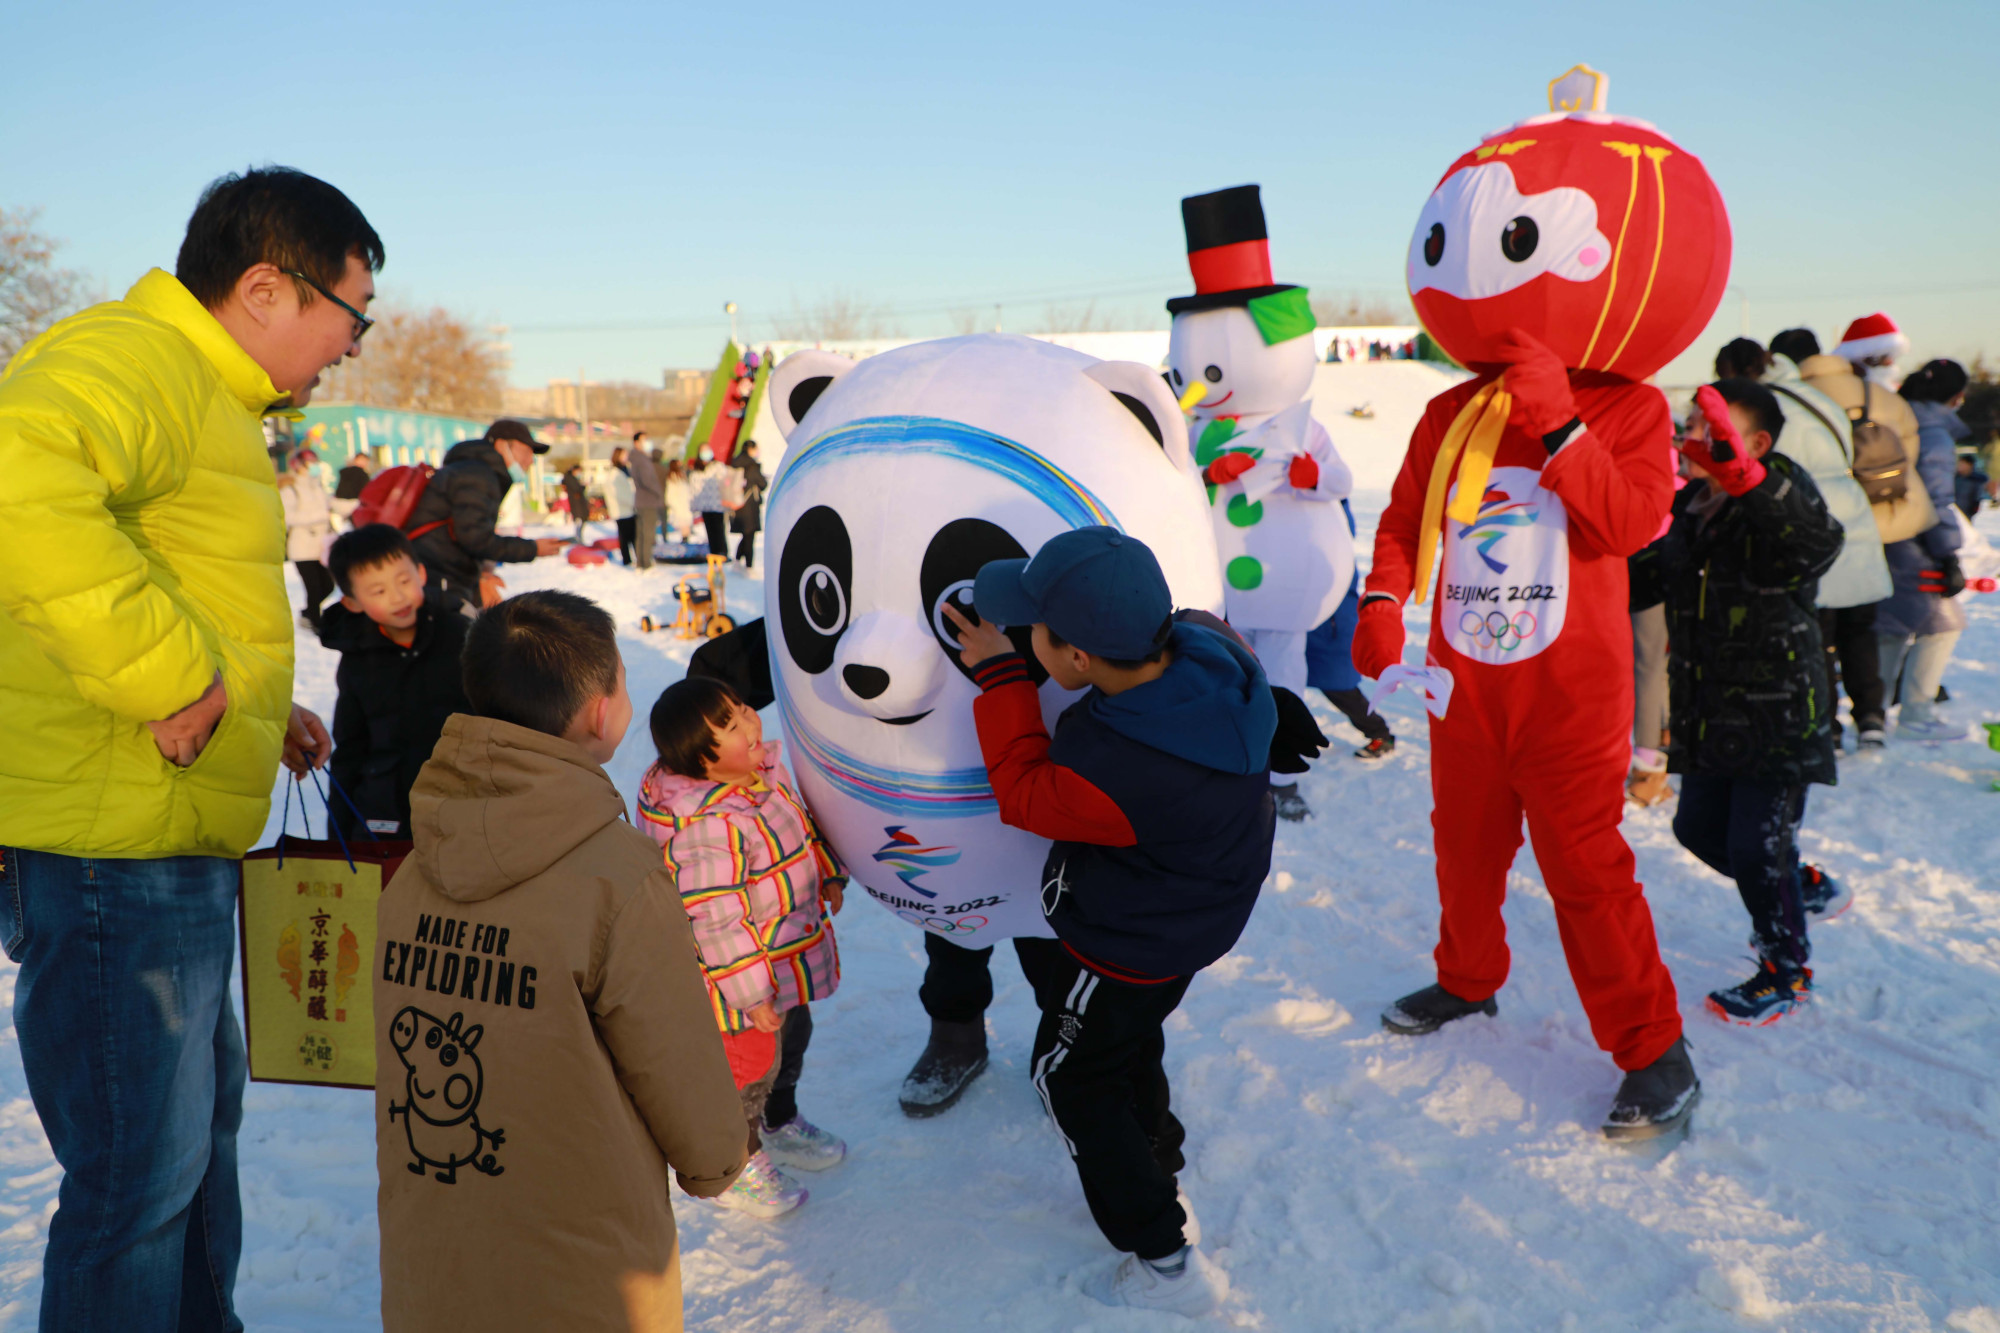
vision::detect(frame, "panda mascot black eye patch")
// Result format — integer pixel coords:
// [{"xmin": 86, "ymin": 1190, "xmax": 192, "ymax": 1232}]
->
[
  {"xmin": 777, "ymin": 505, "xmax": 853, "ymax": 674},
  {"xmin": 920, "ymin": 518, "xmax": 1049, "ymax": 687}
]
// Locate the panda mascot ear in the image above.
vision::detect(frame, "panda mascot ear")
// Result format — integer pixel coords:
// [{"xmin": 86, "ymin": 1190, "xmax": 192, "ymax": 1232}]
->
[
  {"xmin": 768, "ymin": 350, "xmax": 856, "ymax": 440},
  {"xmin": 1083, "ymin": 361, "xmax": 1194, "ymax": 471}
]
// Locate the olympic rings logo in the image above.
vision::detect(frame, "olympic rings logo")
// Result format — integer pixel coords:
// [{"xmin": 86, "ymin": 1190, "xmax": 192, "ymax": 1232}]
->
[
  {"xmin": 896, "ymin": 909, "xmax": 989, "ymax": 935},
  {"xmin": 1458, "ymin": 608, "xmax": 1538, "ymax": 652}
]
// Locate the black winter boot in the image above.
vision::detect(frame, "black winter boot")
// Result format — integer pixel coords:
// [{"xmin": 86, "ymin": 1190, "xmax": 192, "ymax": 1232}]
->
[
  {"xmin": 1602, "ymin": 1036, "xmax": 1700, "ymax": 1141},
  {"xmin": 1381, "ymin": 983, "xmax": 1498, "ymax": 1035},
  {"xmin": 898, "ymin": 1018, "xmax": 989, "ymax": 1118},
  {"xmin": 1271, "ymin": 783, "xmax": 1311, "ymax": 822}
]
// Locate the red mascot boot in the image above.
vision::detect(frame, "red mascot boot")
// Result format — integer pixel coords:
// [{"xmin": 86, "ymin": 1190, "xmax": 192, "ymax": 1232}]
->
[{"xmin": 1367, "ymin": 66, "xmax": 1729, "ymax": 1141}]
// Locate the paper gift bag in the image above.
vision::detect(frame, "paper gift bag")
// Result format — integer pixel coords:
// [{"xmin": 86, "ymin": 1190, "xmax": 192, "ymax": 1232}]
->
[{"xmin": 239, "ymin": 835, "xmax": 409, "ymax": 1089}]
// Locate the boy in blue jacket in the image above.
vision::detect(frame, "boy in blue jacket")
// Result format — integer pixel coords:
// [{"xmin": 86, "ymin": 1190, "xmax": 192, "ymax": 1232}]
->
[{"xmin": 942, "ymin": 527, "xmax": 1276, "ymax": 1317}]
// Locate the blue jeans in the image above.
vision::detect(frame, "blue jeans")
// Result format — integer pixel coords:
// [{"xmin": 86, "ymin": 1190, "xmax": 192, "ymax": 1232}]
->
[{"xmin": 2, "ymin": 849, "xmax": 245, "ymax": 1331}]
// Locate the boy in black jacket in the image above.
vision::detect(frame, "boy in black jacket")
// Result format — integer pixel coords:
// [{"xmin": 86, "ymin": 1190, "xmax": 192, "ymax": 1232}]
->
[
  {"xmin": 319, "ymin": 524, "xmax": 471, "ymax": 840},
  {"xmin": 942, "ymin": 527, "xmax": 1276, "ymax": 1317},
  {"xmin": 1647, "ymin": 381, "xmax": 1845, "ymax": 1026}
]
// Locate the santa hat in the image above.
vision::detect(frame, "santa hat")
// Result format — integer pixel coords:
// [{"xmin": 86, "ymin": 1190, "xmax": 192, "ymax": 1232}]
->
[
  {"xmin": 1833, "ymin": 312, "xmax": 1909, "ymax": 363},
  {"xmin": 1166, "ymin": 185, "xmax": 1314, "ymax": 344}
]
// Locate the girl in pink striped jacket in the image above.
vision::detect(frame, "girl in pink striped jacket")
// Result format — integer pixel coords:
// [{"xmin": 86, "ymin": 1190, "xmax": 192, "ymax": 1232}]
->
[{"xmin": 639, "ymin": 676, "xmax": 846, "ymax": 1218}]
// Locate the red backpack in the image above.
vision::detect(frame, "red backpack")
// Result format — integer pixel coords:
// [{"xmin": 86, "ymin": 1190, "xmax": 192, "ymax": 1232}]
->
[{"xmin": 351, "ymin": 463, "xmax": 450, "ymax": 540}]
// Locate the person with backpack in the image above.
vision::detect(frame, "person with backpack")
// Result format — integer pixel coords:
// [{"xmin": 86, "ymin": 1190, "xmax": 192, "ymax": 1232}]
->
[
  {"xmin": 1782, "ymin": 326, "xmax": 1930, "ymax": 748},
  {"xmin": 1758, "ymin": 332, "xmax": 1895, "ymax": 750},
  {"xmin": 403, "ymin": 419, "xmax": 564, "ymax": 611},
  {"xmin": 1883, "ymin": 359, "xmax": 1974, "ymax": 741}
]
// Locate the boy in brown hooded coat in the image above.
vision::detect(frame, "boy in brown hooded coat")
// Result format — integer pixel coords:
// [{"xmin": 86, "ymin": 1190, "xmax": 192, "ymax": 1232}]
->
[{"xmin": 374, "ymin": 590, "xmax": 746, "ymax": 1332}]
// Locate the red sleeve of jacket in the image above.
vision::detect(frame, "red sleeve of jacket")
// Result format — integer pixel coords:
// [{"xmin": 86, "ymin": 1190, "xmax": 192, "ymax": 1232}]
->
[
  {"xmin": 1539, "ymin": 381, "xmax": 1675, "ymax": 559},
  {"xmin": 1365, "ymin": 381, "xmax": 1472, "ymax": 604},
  {"xmin": 967, "ymin": 656, "xmax": 1137, "ymax": 846}
]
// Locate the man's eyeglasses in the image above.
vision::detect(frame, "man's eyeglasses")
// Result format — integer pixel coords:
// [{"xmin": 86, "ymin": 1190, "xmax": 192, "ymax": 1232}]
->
[{"xmin": 286, "ymin": 270, "xmax": 374, "ymax": 343}]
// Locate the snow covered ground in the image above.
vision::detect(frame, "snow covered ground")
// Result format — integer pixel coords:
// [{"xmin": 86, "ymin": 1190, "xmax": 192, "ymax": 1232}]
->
[{"xmin": 1, "ymin": 500, "xmax": 1997, "ymax": 1330}]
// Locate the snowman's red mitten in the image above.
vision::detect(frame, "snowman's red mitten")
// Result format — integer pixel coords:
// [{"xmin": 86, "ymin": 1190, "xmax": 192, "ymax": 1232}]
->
[
  {"xmin": 1494, "ymin": 327, "xmax": 1579, "ymax": 444},
  {"xmin": 1683, "ymin": 384, "xmax": 1767, "ymax": 496},
  {"xmin": 1287, "ymin": 453, "xmax": 1319, "ymax": 491},
  {"xmin": 1351, "ymin": 595, "xmax": 1406, "ymax": 680},
  {"xmin": 1203, "ymin": 452, "xmax": 1257, "ymax": 486}
]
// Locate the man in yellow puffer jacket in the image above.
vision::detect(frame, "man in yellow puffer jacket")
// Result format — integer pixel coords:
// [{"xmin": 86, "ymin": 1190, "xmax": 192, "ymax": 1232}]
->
[{"xmin": 0, "ymin": 167, "xmax": 379, "ymax": 1330}]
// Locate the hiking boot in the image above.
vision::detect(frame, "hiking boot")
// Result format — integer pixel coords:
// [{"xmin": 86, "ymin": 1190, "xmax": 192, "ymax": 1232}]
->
[
  {"xmin": 1354, "ymin": 735, "xmax": 1396, "ymax": 761},
  {"xmin": 1626, "ymin": 767, "xmax": 1672, "ymax": 807},
  {"xmin": 1705, "ymin": 960, "xmax": 1812, "ymax": 1027},
  {"xmin": 1272, "ymin": 783, "xmax": 1311, "ymax": 822},
  {"xmin": 1084, "ymin": 1246, "xmax": 1228, "ymax": 1315},
  {"xmin": 1896, "ymin": 716, "xmax": 1970, "ymax": 743},
  {"xmin": 1799, "ymin": 865, "xmax": 1853, "ymax": 921},
  {"xmin": 1856, "ymin": 727, "xmax": 1887, "ymax": 750},
  {"xmin": 898, "ymin": 1018, "xmax": 989, "ymax": 1118},
  {"xmin": 761, "ymin": 1115, "xmax": 846, "ymax": 1171},
  {"xmin": 712, "ymin": 1150, "xmax": 808, "ymax": 1218},
  {"xmin": 1381, "ymin": 983, "xmax": 1497, "ymax": 1036},
  {"xmin": 1602, "ymin": 1036, "xmax": 1701, "ymax": 1141}
]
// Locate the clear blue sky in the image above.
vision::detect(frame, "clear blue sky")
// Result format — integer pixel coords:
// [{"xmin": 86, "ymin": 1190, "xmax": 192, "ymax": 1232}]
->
[{"xmin": 7, "ymin": 0, "xmax": 1996, "ymax": 389}]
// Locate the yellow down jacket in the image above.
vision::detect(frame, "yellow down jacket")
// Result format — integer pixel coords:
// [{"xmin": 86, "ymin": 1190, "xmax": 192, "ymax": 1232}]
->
[{"xmin": 0, "ymin": 269, "xmax": 293, "ymax": 858}]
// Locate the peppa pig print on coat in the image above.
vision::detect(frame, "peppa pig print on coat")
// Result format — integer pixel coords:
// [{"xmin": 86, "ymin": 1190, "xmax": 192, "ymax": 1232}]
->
[{"xmin": 387, "ymin": 1006, "xmax": 506, "ymax": 1184}]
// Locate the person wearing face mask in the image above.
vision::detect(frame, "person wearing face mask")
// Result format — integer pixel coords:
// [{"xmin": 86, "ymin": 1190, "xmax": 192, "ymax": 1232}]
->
[
  {"xmin": 405, "ymin": 418, "xmax": 566, "ymax": 610},
  {"xmin": 689, "ymin": 445, "xmax": 742, "ymax": 560}
]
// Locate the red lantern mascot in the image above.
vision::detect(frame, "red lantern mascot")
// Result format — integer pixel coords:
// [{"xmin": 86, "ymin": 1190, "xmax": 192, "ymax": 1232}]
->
[{"xmin": 1355, "ymin": 68, "xmax": 1729, "ymax": 1139}]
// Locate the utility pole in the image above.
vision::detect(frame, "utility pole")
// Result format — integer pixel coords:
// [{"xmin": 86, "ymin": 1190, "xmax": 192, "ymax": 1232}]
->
[{"xmin": 578, "ymin": 366, "xmax": 590, "ymax": 463}]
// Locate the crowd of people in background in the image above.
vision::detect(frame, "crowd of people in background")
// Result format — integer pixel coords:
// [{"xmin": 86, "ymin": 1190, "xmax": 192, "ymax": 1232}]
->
[{"xmin": 1623, "ymin": 313, "xmax": 1991, "ymax": 1026}]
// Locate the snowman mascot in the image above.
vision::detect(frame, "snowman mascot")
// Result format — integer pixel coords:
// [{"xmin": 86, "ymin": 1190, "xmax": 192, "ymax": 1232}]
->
[
  {"xmin": 1352, "ymin": 67, "xmax": 1731, "ymax": 1139},
  {"xmin": 1165, "ymin": 185, "xmax": 1354, "ymax": 822}
]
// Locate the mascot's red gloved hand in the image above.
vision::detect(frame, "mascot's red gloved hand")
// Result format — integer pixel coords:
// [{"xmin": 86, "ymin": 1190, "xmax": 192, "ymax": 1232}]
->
[
  {"xmin": 1203, "ymin": 452, "xmax": 1257, "ymax": 486},
  {"xmin": 1683, "ymin": 385, "xmax": 1767, "ymax": 497},
  {"xmin": 1494, "ymin": 327, "xmax": 1579, "ymax": 440},
  {"xmin": 1287, "ymin": 454, "xmax": 1319, "ymax": 491},
  {"xmin": 1351, "ymin": 596, "xmax": 1406, "ymax": 680}
]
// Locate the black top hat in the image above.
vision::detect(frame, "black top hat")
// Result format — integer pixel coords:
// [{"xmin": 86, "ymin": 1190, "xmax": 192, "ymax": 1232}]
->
[{"xmin": 1166, "ymin": 184, "xmax": 1302, "ymax": 315}]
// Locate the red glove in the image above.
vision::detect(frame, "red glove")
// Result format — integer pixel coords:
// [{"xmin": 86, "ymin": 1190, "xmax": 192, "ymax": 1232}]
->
[
  {"xmin": 1351, "ymin": 597, "xmax": 1406, "ymax": 680},
  {"xmin": 1682, "ymin": 385, "xmax": 1767, "ymax": 496},
  {"xmin": 1203, "ymin": 452, "xmax": 1256, "ymax": 486},
  {"xmin": 1494, "ymin": 327, "xmax": 1578, "ymax": 439},
  {"xmin": 1287, "ymin": 454, "xmax": 1319, "ymax": 491}
]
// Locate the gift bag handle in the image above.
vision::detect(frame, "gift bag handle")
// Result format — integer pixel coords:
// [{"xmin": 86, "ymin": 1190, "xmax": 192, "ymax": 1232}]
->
[{"xmin": 274, "ymin": 770, "xmax": 363, "ymax": 874}]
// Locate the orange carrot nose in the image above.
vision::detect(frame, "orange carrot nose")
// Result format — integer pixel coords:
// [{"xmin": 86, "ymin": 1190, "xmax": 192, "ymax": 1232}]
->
[{"xmin": 1177, "ymin": 381, "xmax": 1208, "ymax": 412}]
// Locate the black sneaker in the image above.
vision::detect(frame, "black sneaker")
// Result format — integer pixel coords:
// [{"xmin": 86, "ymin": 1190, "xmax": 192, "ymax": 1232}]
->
[
  {"xmin": 1381, "ymin": 983, "xmax": 1498, "ymax": 1035},
  {"xmin": 1602, "ymin": 1036, "xmax": 1701, "ymax": 1141},
  {"xmin": 1354, "ymin": 736, "xmax": 1396, "ymax": 761},
  {"xmin": 1798, "ymin": 865, "xmax": 1853, "ymax": 921},
  {"xmin": 1705, "ymin": 960, "xmax": 1811, "ymax": 1027},
  {"xmin": 1272, "ymin": 783, "xmax": 1311, "ymax": 822},
  {"xmin": 898, "ymin": 1019, "xmax": 989, "ymax": 1118}
]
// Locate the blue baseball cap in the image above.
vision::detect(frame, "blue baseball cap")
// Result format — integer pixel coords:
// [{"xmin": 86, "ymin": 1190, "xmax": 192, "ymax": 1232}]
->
[{"xmin": 973, "ymin": 526, "xmax": 1173, "ymax": 660}]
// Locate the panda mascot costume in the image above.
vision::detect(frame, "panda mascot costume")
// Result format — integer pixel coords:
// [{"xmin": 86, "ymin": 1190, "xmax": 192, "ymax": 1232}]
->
[
  {"xmin": 1352, "ymin": 68, "xmax": 1731, "ymax": 1139},
  {"xmin": 1165, "ymin": 185, "xmax": 1355, "ymax": 822},
  {"xmin": 688, "ymin": 333, "xmax": 1324, "ymax": 1118}
]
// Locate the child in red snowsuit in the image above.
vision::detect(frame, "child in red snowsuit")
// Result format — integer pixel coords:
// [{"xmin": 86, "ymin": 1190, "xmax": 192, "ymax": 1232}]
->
[{"xmin": 1353, "ymin": 333, "xmax": 1694, "ymax": 1138}]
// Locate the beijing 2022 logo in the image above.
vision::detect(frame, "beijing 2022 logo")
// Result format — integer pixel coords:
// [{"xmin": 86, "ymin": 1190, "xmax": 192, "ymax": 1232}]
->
[{"xmin": 1456, "ymin": 487, "xmax": 1540, "ymax": 653}]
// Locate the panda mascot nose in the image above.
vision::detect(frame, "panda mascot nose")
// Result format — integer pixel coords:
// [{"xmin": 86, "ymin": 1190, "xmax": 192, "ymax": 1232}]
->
[
  {"xmin": 831, "ymin": 609, "xmax": 947, "ymax": 722},
  {"xmin": 842, "ymin": 665, "xmax": 890, "ymax": 699}
]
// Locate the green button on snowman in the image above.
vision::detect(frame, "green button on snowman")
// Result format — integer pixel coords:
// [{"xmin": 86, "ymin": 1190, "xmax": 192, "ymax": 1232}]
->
[{"xmin": 1166, "ymin": 185, "xmax": 1355, "ymax": 818}]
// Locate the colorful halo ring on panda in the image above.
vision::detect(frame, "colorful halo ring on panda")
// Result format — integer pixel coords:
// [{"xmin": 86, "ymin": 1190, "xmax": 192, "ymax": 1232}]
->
[{"xmin": 766, "ymin": 410, "xmax": 1128, "ymax": 823}]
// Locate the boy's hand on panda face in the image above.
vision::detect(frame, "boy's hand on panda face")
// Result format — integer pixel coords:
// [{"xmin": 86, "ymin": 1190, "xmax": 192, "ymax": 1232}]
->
[{"xmin": 941, "ymin": 601, "xmax": 1015, "ymax": 667}]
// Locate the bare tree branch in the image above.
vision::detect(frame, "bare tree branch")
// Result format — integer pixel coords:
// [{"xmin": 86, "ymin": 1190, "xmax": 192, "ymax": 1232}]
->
[
  {"xmin": 318, "ymin": 304, "xmax": 507, "ymax": 417},
  {"xmin": 0, "ymin": 208, "xmax": 93, "ymax": 367}
]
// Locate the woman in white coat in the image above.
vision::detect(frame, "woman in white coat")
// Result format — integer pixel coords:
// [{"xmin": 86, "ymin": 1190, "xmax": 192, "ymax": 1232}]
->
[{"xmin": 279, "ymin": 447, "xmax": 337, "ymax": 629}]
